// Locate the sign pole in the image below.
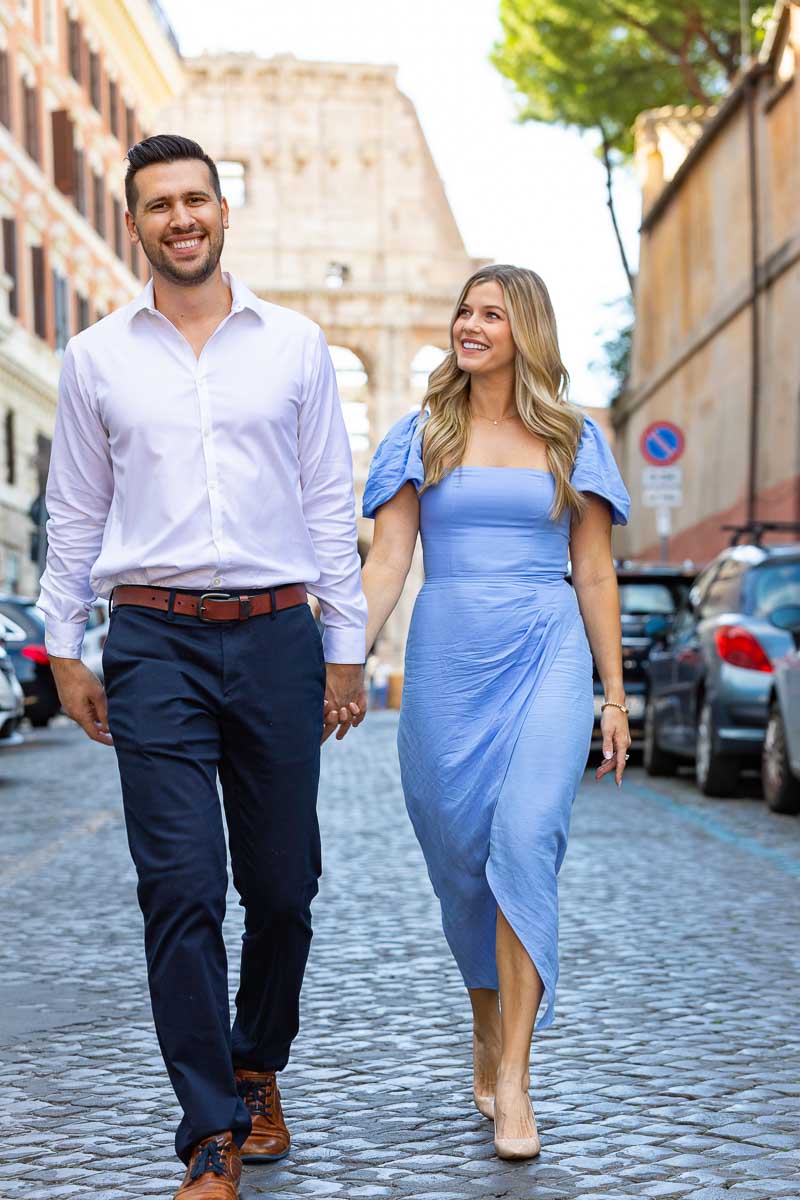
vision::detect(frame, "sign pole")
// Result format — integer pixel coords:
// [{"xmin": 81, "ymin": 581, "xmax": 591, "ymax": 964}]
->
[
  {"xmin": 655, "ymin": 505, "xmax": 672, "ymax": 564},
  {"xmin": 640, "ymin": 422, "xmax": 686, "ymax": 564}
]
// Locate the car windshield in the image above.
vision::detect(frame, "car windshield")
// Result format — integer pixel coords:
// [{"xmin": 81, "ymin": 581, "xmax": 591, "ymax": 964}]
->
[
  {"xmin": 750, "ymin": 560, "xmax": 800, "ymax": 617},
  {"xmin": 618, "ymin": 582, "xmax": 681, "ymax": 615}
]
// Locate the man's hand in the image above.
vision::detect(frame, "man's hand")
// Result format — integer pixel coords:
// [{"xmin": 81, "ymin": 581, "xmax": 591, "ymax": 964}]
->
[
  {"xmin": 322, "ymin": 663, "xmax": 366, "ymax": 743},
  {"xmin": 50, "ymin": 657, "xmax": 113, "ymax": 746}
]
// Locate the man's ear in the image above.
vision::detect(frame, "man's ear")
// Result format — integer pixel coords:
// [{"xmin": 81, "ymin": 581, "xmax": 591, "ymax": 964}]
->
[{"xmin": 124, "ymin": 210, "xmax": 140, "ymax": 244}]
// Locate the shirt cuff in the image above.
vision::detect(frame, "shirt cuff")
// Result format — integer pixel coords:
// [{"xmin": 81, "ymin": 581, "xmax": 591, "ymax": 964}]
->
[
  {"xmin": 44, "ymin": 617, "xmax": 87, "ymax": 659},
  {"xmin": 322, "ymin": 625, "xmax": 366, "ymax": 664}
]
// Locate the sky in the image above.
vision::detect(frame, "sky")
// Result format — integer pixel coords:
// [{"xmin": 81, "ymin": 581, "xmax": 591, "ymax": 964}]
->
[{"xmin": 160, "ymin": 0, "xmax": 642, "ymax": 407}]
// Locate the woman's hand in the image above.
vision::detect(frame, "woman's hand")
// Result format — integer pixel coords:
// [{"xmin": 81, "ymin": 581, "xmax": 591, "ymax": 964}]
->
[{"xmin": 595, "ymin": 705, "xmax": 631, "ymax": 786}]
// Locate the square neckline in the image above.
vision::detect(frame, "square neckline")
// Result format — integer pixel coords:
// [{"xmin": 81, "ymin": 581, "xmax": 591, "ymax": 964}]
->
[{"xmin": 457, "ymin": 465, "xmax": 553, "ymax": 476}]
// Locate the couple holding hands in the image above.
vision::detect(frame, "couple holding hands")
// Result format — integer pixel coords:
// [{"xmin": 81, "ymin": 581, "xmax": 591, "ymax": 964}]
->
[{"xmin": 39, "ymin": 135, "xmax": 630, "ymax": 1198}]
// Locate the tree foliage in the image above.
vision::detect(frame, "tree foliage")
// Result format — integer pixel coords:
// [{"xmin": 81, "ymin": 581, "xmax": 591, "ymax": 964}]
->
[{"xmin": 492, "ymin": 1, "xmax": 771, "ymax": 157}]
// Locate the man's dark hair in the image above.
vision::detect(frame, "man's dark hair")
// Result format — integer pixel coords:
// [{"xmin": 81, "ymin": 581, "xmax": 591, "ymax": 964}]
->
[{"xmin": 125, "ymin": 134, "xmax": 222, "ymax": 213}]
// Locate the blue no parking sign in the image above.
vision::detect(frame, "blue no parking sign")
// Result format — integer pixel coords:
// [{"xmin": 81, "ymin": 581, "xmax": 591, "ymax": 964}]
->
[{"xmin": 640, "ymin": 421, "xmax": 685, "ymax": 467}]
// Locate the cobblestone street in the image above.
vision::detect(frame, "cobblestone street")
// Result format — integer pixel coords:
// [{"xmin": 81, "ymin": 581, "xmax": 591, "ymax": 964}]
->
[{"xmin": 1, "ymin": 712, "xmax": 799, "ymax": 1200}]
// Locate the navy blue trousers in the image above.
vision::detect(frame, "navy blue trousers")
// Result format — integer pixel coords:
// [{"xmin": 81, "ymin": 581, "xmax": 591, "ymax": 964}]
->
[{"xmin": 103, "ymin": 598, "xmax": 325, "ymax": 1162}]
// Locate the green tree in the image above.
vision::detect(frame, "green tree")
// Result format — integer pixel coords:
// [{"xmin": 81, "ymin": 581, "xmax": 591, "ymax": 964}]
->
[
  {"xmin": 592, "ymin": 295, "xmax": 634, "ymax": 400},
  {"xmin": 492, "ymin": 1, "xmax": 771, "ymax": 293}
]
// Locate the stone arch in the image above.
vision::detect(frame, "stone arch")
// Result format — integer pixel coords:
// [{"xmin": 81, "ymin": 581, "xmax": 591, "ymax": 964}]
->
[
  {"xmin": 329, "ymin": 344, "xmax": 370, "ymax": 457},
  {"xmin": 410, "ymin": 343, "xmax": 448, "ymax": 393}
]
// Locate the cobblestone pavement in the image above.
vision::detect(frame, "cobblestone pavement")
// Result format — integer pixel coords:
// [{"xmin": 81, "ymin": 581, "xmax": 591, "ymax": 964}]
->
[{"xmin": 1, "ymin": 713, "xmax": 799, "ymax": 1200}]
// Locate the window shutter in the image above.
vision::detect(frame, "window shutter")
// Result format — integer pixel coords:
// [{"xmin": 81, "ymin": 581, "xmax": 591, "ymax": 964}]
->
[
  {"xmin": 0, "ymin": 50, "xmax": 10, "ymax": 130},
  {"xmin": 31, "ymin": 245, "xmax": 47, "ymax": 339},
  {"xmin": 74, "ymin": 147, "xmax": 86, "ymax": 216},
  {"xmin": 23, "ymin": 82, "xmax": 41, "ymax": 164},
  {"xmin": 2, "ymin": 219, "xmax": 18, "ymax": 318},
  {"xmin": 52, "ymin": 110, "xmax": 75, "ymax": 194}
]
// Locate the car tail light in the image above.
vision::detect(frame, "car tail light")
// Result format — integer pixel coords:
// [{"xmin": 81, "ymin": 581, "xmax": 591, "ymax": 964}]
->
[
  {"xmin": 713, "ymin": 626, "xmax": 772, "ymax": 672},
  {"xmin": 21, "ymin": 644, "xmax": 50, "ymax": 665}
]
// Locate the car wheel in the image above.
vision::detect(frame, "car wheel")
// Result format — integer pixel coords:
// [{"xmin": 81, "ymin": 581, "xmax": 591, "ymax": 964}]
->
[
  {"xmin": 762, "ymin": 701, "xmax": 800, "ymax": 815},
  {"xmin": 643, "ymin": 696, "xmax": 679, "ymax": 776},
  {"xmin": 695, "ymin": 697, "xmax": 739, "ymax": 797}
]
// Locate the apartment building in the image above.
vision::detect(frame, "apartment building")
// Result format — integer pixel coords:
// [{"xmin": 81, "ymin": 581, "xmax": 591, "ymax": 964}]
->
[{"xmin": 0, "ymin": 0, "xmax": 182, "ymax": 592}]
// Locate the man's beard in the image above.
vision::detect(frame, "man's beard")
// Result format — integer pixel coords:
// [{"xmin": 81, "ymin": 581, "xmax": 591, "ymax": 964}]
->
[{"xmin": 137, "ymin": 222, "xmax": 225, "ymax": 286}]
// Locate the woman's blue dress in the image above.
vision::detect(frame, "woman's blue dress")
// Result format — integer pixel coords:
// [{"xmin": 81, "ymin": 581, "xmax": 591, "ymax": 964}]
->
[{"xmin": 363, "ymin": 412, "xmax": 630, "ymax": 1029}]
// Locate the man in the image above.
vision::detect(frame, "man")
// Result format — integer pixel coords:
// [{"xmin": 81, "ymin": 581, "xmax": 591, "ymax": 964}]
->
[{"xmin": 39, "ymin": 134, "xmax": 367, "ymax": 1198}]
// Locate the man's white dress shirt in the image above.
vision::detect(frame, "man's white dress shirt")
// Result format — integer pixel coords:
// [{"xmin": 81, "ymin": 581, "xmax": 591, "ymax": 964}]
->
[{"xmin": 38, "ymin": 272, "xmax": 367, "ymax": 664}]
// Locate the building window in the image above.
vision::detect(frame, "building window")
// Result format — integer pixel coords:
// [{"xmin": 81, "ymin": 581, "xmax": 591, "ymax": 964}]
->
[
  {"xmin": 74, "ymin": 147, "xmax": 86, "ymax": 216},
  {"xmin": 218, "ymin": 161, "xmax": 246, "ymax": 207},
  {"xmin": 325, "ymin": 262, "xmax": 350, "ymax": 290},
  {"xmin": 0, "ymin": 50, "xmax": 10, "ymax": 130},
  {"xmin": 108, "ymin": 78, "xmax": 119, "ymax": 138},
  {"xmin": 52, "ymin": 110, "xmax": 75, "ymax": 195},
  {"xmin": 5, "ymin": 410, "xmax": 15, "ymax": 485},
  {"xmin": 112, "ymin": 197, "xmax": 124, "ymax": 259},
  {"xmin": 31, "ymin": 244, "xmax": 47, "ymax": 339},
  {"xmin": 53, "ymin": 270, "xmax": 69, "ymax": 352},
  {"xmin": 75, "ymin": 292, "xmax": 89, "ymax": 332},
  {"xmin": 89, "ymin": 51, "xmax": 102, "ymax": 113},
  {"xmin": 125, "ymin": 105, "xmax": 136, "ymax": 149},
  {"xmin": 22, "ymin": 81, "xmax": 40, "ymax": 164},
  {"xmin": 92, "ymin": 174, "xmax": 106, "ymax": 238},
  {"xmin": 2, "ymin": 219, "xmax": 17, "ymax": 318},
  {"xmin": 67, "ymin": 18, "xmax": 82, "ymax": 83}
]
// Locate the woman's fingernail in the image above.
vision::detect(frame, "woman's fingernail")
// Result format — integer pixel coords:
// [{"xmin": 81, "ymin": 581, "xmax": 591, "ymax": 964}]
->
[{"xmin": 604, "ymin": 749, "xmax": 613, "ymax": 759}]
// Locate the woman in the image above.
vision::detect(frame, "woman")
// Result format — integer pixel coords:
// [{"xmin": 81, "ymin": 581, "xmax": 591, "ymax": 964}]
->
[{"xmin": 360, "ymin": 265, "xmax": 631, "ymax": 1160}]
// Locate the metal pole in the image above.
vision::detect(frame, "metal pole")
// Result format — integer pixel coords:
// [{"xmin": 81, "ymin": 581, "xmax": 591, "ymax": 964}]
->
[{"xmin": 745, "ymin": 72, "xmax": 761, "ymax": 523}]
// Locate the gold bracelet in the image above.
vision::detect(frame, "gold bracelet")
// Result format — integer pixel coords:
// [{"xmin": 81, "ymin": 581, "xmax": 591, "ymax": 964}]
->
[{"xmin": 601, "ymin": 700, "xmax": 629, "ymax": 715}]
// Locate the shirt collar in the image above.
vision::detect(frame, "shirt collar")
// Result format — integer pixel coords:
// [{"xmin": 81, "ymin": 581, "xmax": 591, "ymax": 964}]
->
[{"xmin": 126, "ymin": 271, "xmax": 265, "ymax": 324}]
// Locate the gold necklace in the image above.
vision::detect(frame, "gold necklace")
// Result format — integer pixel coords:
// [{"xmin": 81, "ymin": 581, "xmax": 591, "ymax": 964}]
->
[{"xmin": 473, "ymin": 412, "xmax": 519, "ymax": 426}]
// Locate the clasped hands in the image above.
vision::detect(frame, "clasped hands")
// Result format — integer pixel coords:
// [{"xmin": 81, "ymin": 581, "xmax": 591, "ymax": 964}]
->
[{"xmin": 322, "ymin": 662, "xmax": 367, "ymax": 744}]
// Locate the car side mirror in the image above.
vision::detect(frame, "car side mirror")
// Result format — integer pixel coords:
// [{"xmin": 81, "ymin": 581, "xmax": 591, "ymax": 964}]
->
[{"xmin": 644, "ymin": 614, "xmax": 671, "ymax": 642}]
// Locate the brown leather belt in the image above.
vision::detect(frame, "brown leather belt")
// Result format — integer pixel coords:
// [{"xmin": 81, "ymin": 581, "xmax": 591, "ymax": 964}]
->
[{"xmin": 111, "ymin": 583, "xmax": 308, "ymax": 622}]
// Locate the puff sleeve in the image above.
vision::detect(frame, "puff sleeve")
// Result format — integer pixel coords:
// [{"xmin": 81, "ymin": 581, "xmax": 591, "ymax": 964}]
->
[
  {"xmin": 570, "ymin": 414, "xmax": 630, "ymax": 526},
  {"xmin": 362, "ymin": 410, "xmax": 427, "ymax": 518}
]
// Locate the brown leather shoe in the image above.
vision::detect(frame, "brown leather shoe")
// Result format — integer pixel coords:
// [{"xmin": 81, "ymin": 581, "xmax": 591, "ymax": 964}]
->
[
  {"xmin": 235, "ymin": 1068, "xmax": 290, "ymax": 1163},
  {"xmin": 174, "ymin": 1131, "xmax": 241, "ymax": 1198}
]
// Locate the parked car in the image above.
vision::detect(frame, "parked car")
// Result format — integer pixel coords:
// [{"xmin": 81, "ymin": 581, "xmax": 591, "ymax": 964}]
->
[
  {"xmin": 82, "ymin": 600, "xmax": 110, "ymax": 681},
  {"xmin": 581, "ymin": 563, "xmax": 695, "ymax": 743},
  {"xmin": 0, "ymin": 596, "xmax": 61, "ymax": 727},
  {"xmin": 0, "ymin": 640, "xmax": 25, "ymax": 745},
  {"xmin": 644, "ymin": 525, "xmax": 800, "ymax": 795},
  {"xmin": 762, "ymin": 604, "xmax": 800, "ymax": 814}
]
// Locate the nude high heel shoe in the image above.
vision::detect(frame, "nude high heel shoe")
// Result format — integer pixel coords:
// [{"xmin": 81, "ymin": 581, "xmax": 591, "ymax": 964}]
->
[
  {"xmin": 473, "ymin": 1091, "xmax": 495, "ymax": 1120},
  {"xmin": 493, "ymin": 1099, "xmax": 541, "ymax": 1160}
]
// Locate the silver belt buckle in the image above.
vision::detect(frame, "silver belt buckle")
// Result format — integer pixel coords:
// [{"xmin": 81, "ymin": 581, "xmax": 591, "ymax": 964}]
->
[{"xmin": 198, "ymin": 591, "xmax": 233, "ymax": 621}]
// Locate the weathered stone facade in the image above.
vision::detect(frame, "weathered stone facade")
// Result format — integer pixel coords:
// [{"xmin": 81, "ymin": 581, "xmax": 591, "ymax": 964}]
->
[
  {"xmin": 158, "ymin": 53, "xmax": 482, "ymax": 664},
  {"xmin": 615, "ymin": 0, "xmax": 800, "ymax": 564}
]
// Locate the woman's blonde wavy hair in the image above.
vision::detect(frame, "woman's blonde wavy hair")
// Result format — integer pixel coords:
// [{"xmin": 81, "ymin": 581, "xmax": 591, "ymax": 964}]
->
[{"xmin": 419, "ymin": 264, "xmax": 586, "ymax": 521}]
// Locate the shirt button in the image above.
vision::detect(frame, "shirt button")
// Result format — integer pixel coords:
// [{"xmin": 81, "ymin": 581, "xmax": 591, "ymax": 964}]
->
[{"xmin": 212, "ymin": 577, "xmax": 221, "ymax": 586}]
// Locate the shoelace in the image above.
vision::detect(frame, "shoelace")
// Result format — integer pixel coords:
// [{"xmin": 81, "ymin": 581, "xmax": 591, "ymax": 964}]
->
[
  {"xmin": 237, "ymin": 1075, "xmax": 276, "ymax": 1120},
  {"xmin": 190, "ymin": 1138, "xmax": 229, "ymax": 1181}
]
